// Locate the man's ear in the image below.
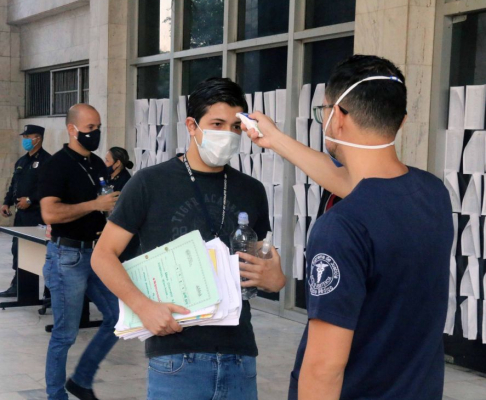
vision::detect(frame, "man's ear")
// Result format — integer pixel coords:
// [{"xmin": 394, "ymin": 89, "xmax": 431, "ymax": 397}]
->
[
  {"xmin": 332, "ymin": 105, "xmax": 346, "ymax": 138},
  {"xmin": 67, "ymin": 124, "xmax": 77, "ymax": 137},
  {"xmin": 186, "ymin": 117, "xmax": 197, "ymax": 137}
]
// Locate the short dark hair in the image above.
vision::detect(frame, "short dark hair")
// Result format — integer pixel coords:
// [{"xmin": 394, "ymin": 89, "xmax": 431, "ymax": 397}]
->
[
  {"xmin": 187, "ymin": 77, "xmax": 248, "ymax": 123},
  {"xmin": 326, "ymin": 55, "xmax": 407, "ymax": 137},
  {"xmin": 109, "ymin": 147, "xmax": 134, "ymax": 169}
]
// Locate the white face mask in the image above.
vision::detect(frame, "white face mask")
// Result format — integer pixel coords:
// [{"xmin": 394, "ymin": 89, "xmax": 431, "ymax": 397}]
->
[
  {"xmin": 323, "ymin": 76, "xmax": 403, "ymax": 168},
  {"xmin": 193, "ymin": 120, "xmax": 241, "ymax": 167}
]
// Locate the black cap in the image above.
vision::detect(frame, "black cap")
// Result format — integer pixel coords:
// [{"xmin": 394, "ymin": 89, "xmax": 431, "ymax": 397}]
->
[{"xmin": 20, "ymin": 125, "xmax": 45, "ymax": 136}]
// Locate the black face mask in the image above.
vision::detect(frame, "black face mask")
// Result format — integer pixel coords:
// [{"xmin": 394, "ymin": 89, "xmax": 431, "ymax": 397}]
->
[{"xmin": 76, "ymin": 128, "xmax": 101, "ymax": 152}]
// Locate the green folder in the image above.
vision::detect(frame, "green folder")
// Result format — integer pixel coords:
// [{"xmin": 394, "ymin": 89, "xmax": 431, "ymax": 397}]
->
[{"xmin": 120, "ymin": 230, "xmax": 220, "ymax": 329}]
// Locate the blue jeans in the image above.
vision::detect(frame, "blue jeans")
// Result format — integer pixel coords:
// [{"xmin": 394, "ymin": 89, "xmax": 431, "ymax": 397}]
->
[
  {"xmin": 43, "ymin": 241, "xmax": 119, "ymax": 400},
  {"xmin": 147, "ymin": 353, "xmax": 258, "ymax": 400}
]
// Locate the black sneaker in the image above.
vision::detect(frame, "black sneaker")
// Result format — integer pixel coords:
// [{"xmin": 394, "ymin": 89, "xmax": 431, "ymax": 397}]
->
[
  {"xmin": 0, "ymin": 284, "xmax": 17, "ymax": 297},
  {"xmin": 65, "ymin": 378, "xmax": 99, "ymax": 400}
]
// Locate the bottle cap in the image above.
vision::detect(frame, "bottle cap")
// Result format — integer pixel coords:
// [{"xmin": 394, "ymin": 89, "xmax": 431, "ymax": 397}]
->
[
  {"xmin": 99, "ymin": 177, "xmax": 106, "ymax": 185},
  {"xmin": 238, "ymin": 212, "xmax": 249, "ymax": 225}
]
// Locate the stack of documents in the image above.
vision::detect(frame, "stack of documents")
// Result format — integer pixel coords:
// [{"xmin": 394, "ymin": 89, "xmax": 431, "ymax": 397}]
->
[{"xmin": 115, "ymin": 230, "xmax": 242, "ymax": 341}]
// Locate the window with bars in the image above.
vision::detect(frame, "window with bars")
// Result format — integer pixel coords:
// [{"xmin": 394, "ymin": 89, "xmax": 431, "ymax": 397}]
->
[{"xmin": 25, "ymin": 65, "xmax": 89, "ymax": 117}]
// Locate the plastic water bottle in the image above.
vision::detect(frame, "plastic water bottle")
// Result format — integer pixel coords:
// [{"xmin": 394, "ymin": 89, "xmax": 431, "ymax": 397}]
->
[
  {"xmin": 99, "ymin": 177, "xmax": 113, "ymax": 217},
  {"xmin": 230, "ymin": 212, "xmax": 258, "ymax": 300},
  {"xmin": 257, "ymin": 231, "xmax": 273, "ymax": 259}
]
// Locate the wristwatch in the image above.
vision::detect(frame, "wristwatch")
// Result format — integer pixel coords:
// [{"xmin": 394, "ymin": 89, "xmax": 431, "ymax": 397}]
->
[{"xmin": 26, "ymin": 197, "xmax": 32, "ymax": 205}]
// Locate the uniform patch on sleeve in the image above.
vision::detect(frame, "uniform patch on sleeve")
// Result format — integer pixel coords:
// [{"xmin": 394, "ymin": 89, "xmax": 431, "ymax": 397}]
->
[{"xmin": 309, "ymin": 253, "xmax": 340, "ymax": 296}]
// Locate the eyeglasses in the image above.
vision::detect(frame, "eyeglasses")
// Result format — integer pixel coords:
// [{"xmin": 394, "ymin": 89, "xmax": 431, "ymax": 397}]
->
[{"xmin": 313, "ymin": 105, "xmax": 349, "ymax": 124}]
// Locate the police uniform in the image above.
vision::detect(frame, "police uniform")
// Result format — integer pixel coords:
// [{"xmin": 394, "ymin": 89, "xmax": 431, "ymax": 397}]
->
[{"xmin": 0, "ymin": 125, "xmax": 51, "ymax": 296}]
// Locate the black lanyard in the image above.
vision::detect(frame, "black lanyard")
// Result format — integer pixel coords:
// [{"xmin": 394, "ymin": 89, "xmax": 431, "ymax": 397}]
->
[
  {"xmin": 182, "ymin": 154, "xmax": 227, "ymax": 238},
  {"xmin": 63, "ymin": 147, "xmax": 96, "ymax": 186}
]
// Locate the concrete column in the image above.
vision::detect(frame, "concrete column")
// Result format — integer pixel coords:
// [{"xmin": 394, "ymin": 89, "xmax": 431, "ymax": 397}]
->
[
  {"xmin": 89, "ymin": 0, "xmax": 128, "ymax": 157},
  {"xmin": 0, "ymin": 1, "xmax": 23, "ymax": 227},
  {"xmin": 354, "ymin": 0, "xmax": 436, "ymax": 170}
]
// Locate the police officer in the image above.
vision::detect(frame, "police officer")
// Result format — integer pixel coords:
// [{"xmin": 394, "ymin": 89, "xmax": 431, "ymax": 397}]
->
[{"xmin": 0, "ymin": 125, "xmax": 51, "ymax": 297}]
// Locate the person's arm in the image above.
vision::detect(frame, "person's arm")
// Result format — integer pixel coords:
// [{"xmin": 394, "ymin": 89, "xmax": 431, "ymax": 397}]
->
[
  {"xmin": 298, "ymin": 319, "xmax": 354, "ymax": 400},
  {"xmin": 91, "ymin": 221, "xmax": 190, "ymax": 335},
  {"xmin": 245, "ymin": 112, "xmax": 353, "ymax": 198},
  {"xmin": 238, "ymin": 246, "xmax": 286, "ymax": 292},
  {"xmin": 40, "ymin": 192, "xmax": 120, "ymax": 225},
  {"xmin": 3, "ymin": 167, "xmax": 16, "ymax": 207}
]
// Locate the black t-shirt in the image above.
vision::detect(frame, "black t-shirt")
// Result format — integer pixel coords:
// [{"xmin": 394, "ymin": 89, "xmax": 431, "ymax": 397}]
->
[
  {"xmin": 107, "ymin": 168, "xmax": 132, "ymax": 192},
  {"xmin": 110, "ymin": 156, "xmax": 271, "ymax": 358},
  {"xmin": 38, "ymin": 144, "xmax": 108, "ymax": 241},
  {"xmin": 290, "ymin": 167, "xmax": 453, "ymax": 400}
]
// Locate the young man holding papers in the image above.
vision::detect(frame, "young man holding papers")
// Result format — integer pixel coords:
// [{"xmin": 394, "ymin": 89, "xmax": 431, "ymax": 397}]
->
[{"xmin": 92, "ymin": 78, "xmax": 285, "ymax": 399}]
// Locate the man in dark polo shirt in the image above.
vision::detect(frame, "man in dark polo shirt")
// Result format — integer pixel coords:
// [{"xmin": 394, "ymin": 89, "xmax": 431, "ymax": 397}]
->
[
  {"xmin": 39, "ymin": 104, "xmax": 120, "ymax": 400},
  {"xmin": 1, "ymin": 124, "xmax": 51, "ymax": 297}
]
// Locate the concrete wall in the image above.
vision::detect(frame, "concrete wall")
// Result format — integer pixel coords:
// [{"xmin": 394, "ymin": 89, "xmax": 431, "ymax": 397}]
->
[
  {"xmin": 0, "ymin": 1, "xmax": 21, "ymax": 227},
  {"xmin": 354, "ymin": 0, "xmax": 436, "ymax": 170}
]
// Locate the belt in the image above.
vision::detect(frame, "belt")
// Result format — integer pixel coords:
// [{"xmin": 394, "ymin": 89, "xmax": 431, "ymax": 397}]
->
[{"xmin": 51, "ymin": 236, "xmax": 97, "ymax": 249}]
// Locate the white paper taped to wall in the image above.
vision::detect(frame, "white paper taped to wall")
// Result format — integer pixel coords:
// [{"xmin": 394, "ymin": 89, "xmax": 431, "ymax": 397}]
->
[
  {"xmin": 448, "ymin": 87, "xmax": 465, "ymax": 130},
  {"xmin": 148, "ymin": 99, "xmax": 157, "ymax": 126},
  {"xmin": 177, "ymin": 122, "xmax": 188, "ymax": 150},
  {"xmin": 254, "ymin": 92, "xmax": 264, "ymax": 113},
  {"xmin": 293, "ymin": 184, "xmax": 306, "ymax": 216},
  {"xmin": 273, "ymin": 155, "xmax": 284, "ymax": 185},
  {"xmin": 299, "ymin": 84, "xmax": 311, "ymax": 119},
  {"xmin": 444, "ymin": 171, "xmax": 461, "ymax": 212},
  {"xmin": 462, "ymin": 130, "xmax": 485, "ymax": 174},
  {"xmin": 452, "ymin": 213, "xmax": 458, "ymax": 256},
  {"xmin": 464, "ymin": 85, "xmax": 486, "ymax": 130},
  {"xmin": 162, "ymin": 98, "xmax": 170, "ymax": 126},
  {"xmin": 444, "ymin": 130, "xmax": 464, "ymax": 172},
  {"xmin": 311, "ymin": 84, "xmax": 325, "ymax": 120},
  {"xmin": 307, "ymin": 185, "xmax": 321, "ymax": 219},
  {"xmin": 261, "ymin": 153, "xmax": 274, "ymax": 184},
  {"xmin": 460, "ymin": 256, "xmax": 480, "ymax": 299},
  {"xmin": 294, "ymin": 216, "xmax": 307, "ymax": 247},
  {"xmin": 274, "ymin": 185, "xmax": 283, "ymax": 216},
  {"xmin": 134, "ymin": 99, "xmax": 149, "ymax": 125},
  {"xmin": 293, "ymin": 245, "xmax": 305, "ymax": 280},
  {"xmin": 296, "ymin": 117, "xmax": 309, "ymax": 146},
  {"xmin": 275, "ymin": 89, "xmax": 286, "ymax": 123},
  {"xmin": 263, "ymin": 183, "xmax": 274, "ymax": 229},
  {"xmin": 461, "ymin": 215, "xmax": 481, "ymax": 258},
  {"xmin": 156, "ymin": 99, "xmax": 164, "ymax": 125},
  {"xmin": 264, "ymin": 91, "xmax": 276, "ymax": 121},
  {"xmin": 309, "ymin": 119, "xmax": 322, "ymax": 152},
  {"xmin": 295, "ymin": 166, "xmax": 307, "ymax": 184},
  {"xmin": 149, "ymin": 125, "xmax": 157, "ymax": 153},
  {"xmin": 444, "ymin": 290, "xmax": 456, "ymax": 335},
  {"xmin": 461, "ymin": 174, "xmax": 481, "ymax": 216},
  {"xmin": 460, "ymin": 297, "xmax": 477, "ymax": 340},
  {"xmin": 178, "ymin": 96, "xmax": 187, "ymax": 123},
  {"xmin": 251, "ymin": 153, "xmax": 262, "ymax": 181},
  {"xmin": 245, "ymin": 94, "xmax": 253, "ymax": 114}
]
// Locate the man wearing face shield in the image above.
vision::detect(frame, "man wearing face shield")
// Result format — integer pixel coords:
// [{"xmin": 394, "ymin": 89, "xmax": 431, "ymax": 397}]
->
[
  {"xmin": 91, "ymin": 78, "xmax": 286, "ymax": 399},
  {"xmin": 38, "ymin": 104, "xmax": 121, "ymax": 400},
  {"xmin": 0, "ymin": 125, "xmax": 51, "ymax": 297},
  {"xmin": 246, "ymin": 55, "xmax": 453, "ymax": 400}
]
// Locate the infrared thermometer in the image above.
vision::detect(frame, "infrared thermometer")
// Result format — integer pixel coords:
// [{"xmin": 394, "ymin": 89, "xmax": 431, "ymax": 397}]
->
[{"xmin": 236, "ymin": 113, "xmax": 263, "ymax": 138}]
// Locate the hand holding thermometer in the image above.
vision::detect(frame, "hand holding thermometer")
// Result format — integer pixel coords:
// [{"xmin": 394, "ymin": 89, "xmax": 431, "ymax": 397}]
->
[{"xmin": 236, "ymin": 112, "xmax": 264, "ymax": 138}]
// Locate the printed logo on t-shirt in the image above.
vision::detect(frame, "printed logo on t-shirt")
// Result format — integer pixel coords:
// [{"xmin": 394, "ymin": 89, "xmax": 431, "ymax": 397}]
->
[{"xmin": 309, "ymin": 253, "xmax": 340, "ymax": 296}]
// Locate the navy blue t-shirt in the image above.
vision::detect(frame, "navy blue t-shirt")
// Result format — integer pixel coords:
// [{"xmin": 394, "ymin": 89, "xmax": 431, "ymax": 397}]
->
[{"xmin": 290, "ymin": 167, "xmax": 453, "ymax": 400}]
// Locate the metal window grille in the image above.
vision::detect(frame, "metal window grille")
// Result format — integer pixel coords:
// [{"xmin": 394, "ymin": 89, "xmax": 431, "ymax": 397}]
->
[{"xmin": 26, "ymin": 72, "xmax": 50, "ymax": 117}]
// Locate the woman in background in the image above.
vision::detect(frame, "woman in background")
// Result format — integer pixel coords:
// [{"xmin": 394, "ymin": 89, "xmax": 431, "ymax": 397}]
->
[
  {"xmin": 104, "ymin": 146, "xmax": 138, "ymax": 261},
  {"xmin": 105, "ymin": 147, "xmax": 134, "ymax": 192}
]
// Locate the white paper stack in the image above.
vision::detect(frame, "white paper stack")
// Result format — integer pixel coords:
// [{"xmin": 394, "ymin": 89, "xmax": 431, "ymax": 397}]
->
[{"xmin": 115, "ymin": 231, "xmax": 242, "ymax": 341}]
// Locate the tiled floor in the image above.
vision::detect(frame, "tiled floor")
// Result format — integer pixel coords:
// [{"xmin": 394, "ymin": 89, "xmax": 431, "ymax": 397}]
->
[{"xmin": 0, "ymin": 232, "xmax": 484, "ymax": 399}]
